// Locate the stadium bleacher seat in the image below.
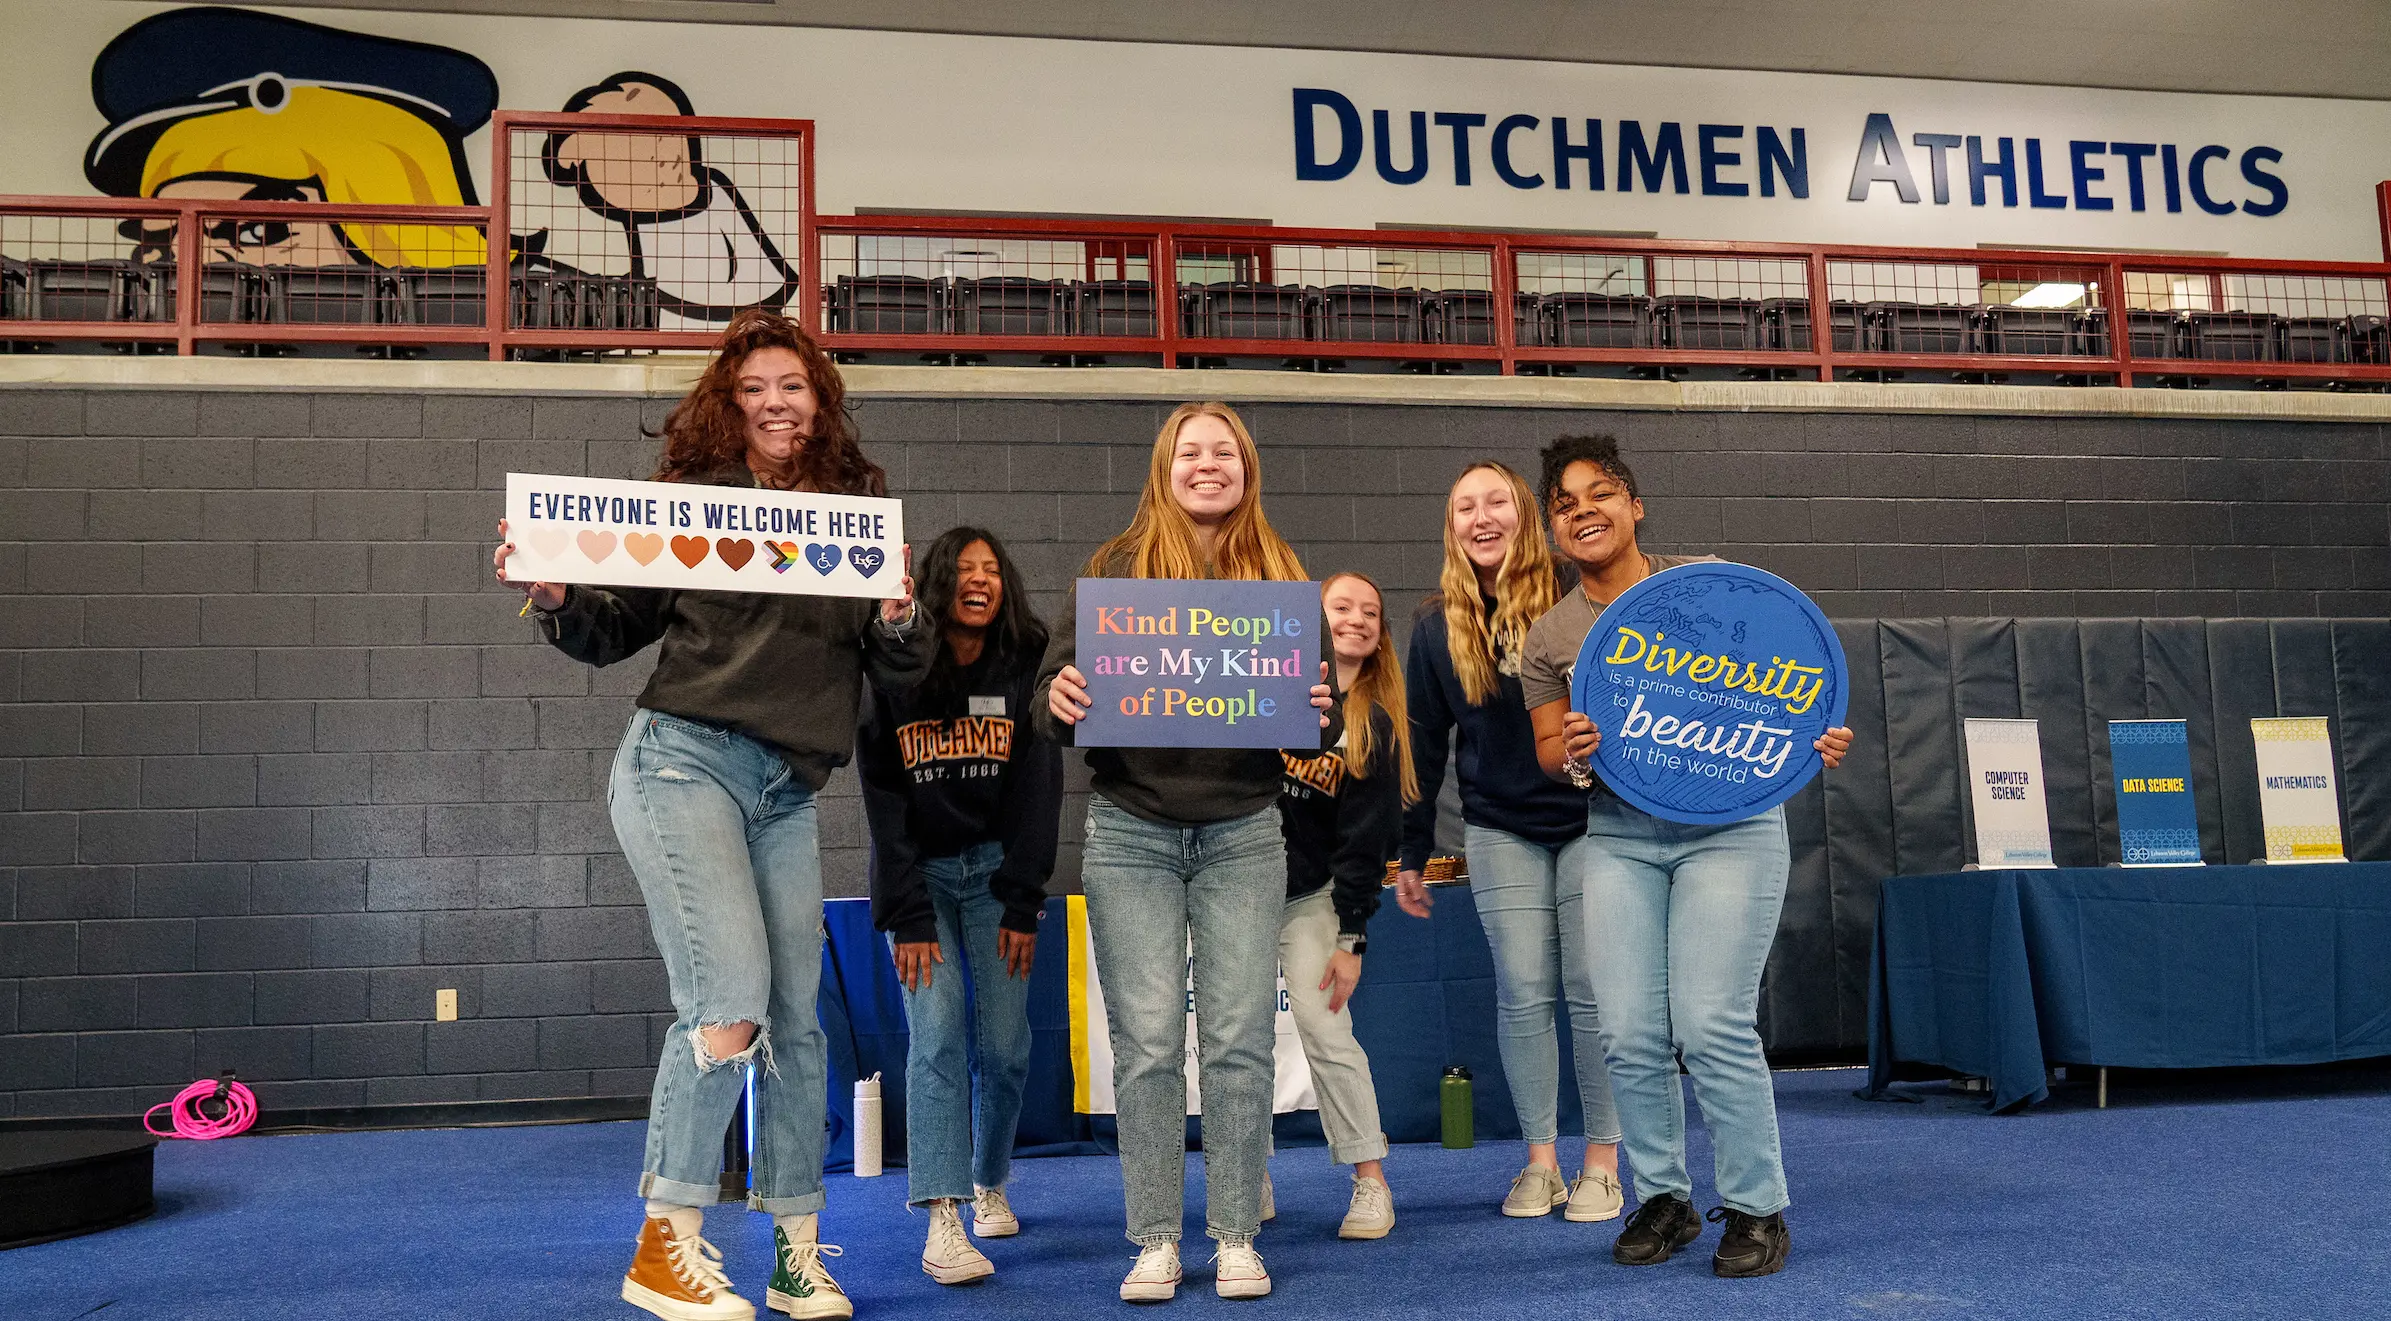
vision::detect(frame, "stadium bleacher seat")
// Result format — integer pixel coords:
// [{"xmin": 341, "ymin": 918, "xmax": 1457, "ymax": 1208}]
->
[
  {"xmin": 1873, "ymin": 301, "xmax": 1979, "ymax": 354},
  {"xmin": 1760, "ymin": 298, "xmax": 1865, "ymax": 352},
  {"xmin": 136, "ymin": 262, "xmax": 271, "ymax": 324},
  {"xmin": 826, "ymin": 274, "xmax": 943, "ymax": 334},
  {"xmin": 2075, "ymin": 307, "xmax": 2183, "ymax": 359},
  {"xmin": 1185, "ymin": 282, "xmax": 1308, "ymax": 340},
  {"xmin": 1073, "ymin": 280, "xmax": 1155, "ymax": 337},
  {"xmin": 1980, "ymin": 306, "xmax": 2077, "ymax": 355},
  {"xmin": 2341, "ymin": 314, "xmax": 2389, "ymax": 363},
  {"xmin": 388, "ymin": 269, "xmax": 487, "ymax": 327},
  {"xmin": 1423, "ymin": 290, "xmax": 1540, "ymax": 346},
  {"xmin": 24, "ymin": 259, "xmax": 138, "ymax": 321},
  {"xmin": 2183, "ymin": 310, "xmax": 2284, "ymax": 362},
  {"xmin": 269, "ymin": 266, "xmax": 382, "ymax": 324},
  {"xmin": 952, "ymin": 276, "xmax": 1070, "ymax": 335},
  {"xmin": 2, "ymin": 255, "xmax": 26, "ymax": 319},
  {"xmin": 1652, "ymin": 295, "xmax": 1763, "ymax": 350},
  {"xmin": 1541, "ymin": 293, "xmax": 1651, "ymax": 348},
  {"xmin": 1315, "ymin": 284, "xmax": 1425, "ymax": 343}
]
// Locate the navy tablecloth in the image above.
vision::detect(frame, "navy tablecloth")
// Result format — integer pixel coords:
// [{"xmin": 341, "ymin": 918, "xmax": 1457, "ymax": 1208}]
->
[
  {"xmin": 817, "ymin": 886, "xmax": 1591, "ymax": 1170},
  {"xmin": 1866, "ymin": 864, "xmax": 2391, "ymax": 1111}
]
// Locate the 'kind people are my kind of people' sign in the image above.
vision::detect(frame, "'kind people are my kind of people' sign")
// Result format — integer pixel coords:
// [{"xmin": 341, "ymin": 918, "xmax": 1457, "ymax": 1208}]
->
[{"xmin": 1073, "ymin": 580, "xmax": 1322, "ymax": 750}]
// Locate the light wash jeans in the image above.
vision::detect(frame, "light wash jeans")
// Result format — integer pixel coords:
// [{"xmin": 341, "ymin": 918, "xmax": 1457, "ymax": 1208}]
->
[
  {"xmin": 609, "ymin": 710, "xmax": 830, "ymax": 1215},
  {"xmin": 1582, "ymin": 798, "xmax": 1792, "ymax": 1217},
  {"xmin": 1081, "ymin": 796, "xmax": 1285, "ymax": 1246},
  {"xmin": 888, "ymin": 841, "xmax": 1034, "ymax": 1206},
  {"xmin": 1277, "ymin": 887, "xmax": 1389, "ymax": 1165},
  {"xmin": 1464, "ymin": 824, "xmax": 1622, "ymax": 1146}
]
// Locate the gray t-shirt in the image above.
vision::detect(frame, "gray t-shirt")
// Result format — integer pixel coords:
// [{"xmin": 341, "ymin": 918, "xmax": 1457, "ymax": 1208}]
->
[{"xmin": 1519, "ymin": 554, "xmax": 1719, "ymax": 711}]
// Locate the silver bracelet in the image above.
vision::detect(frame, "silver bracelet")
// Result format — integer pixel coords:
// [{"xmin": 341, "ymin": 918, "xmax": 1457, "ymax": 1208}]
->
[{"xmin": 1565, "ymin": 753, "xmax": 1594, "ymax": 790}]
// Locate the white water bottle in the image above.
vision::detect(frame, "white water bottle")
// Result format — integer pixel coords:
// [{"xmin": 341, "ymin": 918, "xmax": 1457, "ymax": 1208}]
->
[{"xmin": 852, "ymin": 1073, "xmax": 883, "ymax": 1177}]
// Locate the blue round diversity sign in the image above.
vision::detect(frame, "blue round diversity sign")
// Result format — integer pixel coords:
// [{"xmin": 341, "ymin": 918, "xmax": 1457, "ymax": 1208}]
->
[{"xmin": 1569, "ymin": 562, "xmax": 1849, "ymax": 825}]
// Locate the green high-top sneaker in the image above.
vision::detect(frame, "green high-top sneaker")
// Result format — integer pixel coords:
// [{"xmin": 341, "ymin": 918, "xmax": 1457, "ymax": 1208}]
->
[{"xmin": 765, "ymin": 1222, "xmax": 852, "ymax": 1320}]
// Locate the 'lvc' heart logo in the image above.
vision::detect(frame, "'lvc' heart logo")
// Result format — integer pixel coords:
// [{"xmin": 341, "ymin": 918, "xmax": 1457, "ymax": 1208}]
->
[
  {"xmin": 804, "ymin": 543, "xmax": 842, "ymax": 575},
  {"xmin": 848, "ymin": 545, "xmax": 887, "ymax": 577}
]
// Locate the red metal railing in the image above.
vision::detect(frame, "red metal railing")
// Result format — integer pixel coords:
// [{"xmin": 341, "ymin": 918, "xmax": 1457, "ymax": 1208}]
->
[{"xmin": 7, "ymin": 118, "xmax": 2391, "ymax": 390}]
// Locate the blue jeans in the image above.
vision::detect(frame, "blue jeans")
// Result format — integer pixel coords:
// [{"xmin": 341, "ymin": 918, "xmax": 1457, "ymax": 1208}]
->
[
  {"xmin": 1080, "ymin": 796, "xmax": 1285, "ymax": 1246},
  {"xmin": 609, "ymin": 710, "xmax": 829, "ymax": 1215},
  {"xmin": 1582, "ymin": 798, "xmax": 1792, "ymax": 1217},
  {"xmin": 1464, "ymin": 825, "xmax": 1622, "ymax": 1146},
  {"xmin": 889, "ymin": 841, "xmax": 1034, "ymax": 1206}
]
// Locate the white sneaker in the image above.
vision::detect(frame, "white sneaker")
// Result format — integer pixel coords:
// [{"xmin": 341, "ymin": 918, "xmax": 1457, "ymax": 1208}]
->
[
  {"xmin": 921, "ymin": 1199, "xmax": 994, "ymax": 1285},
  {"xmin": 1338, "ymin": 1175, "xmax": 1395, "ymax": 1240},
  {"xmin": 1260, "ymin": 1170, "xmax": 1276, "ymax": 1222},
  {"xmin": 1120, "ymin": 1240, "xmax": 1182, "ymax": 1303},
  {"xmin": 971, "ymin": 1184, "xmax": 1019, "ymax": 1238},
  {"xmin": 1564, "ymin": 1167, "xmax": 1624, "ymax": 1223},
  {"xmin": 1213, "ymin": 1240, "xmax": 1272, "ymax": 1300}
]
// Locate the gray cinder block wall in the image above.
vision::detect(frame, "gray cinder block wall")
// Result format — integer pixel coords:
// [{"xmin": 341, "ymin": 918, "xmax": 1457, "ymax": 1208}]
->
[{"xmin": 2, "ymin": 385, "xmax": 2387, "ymax": 1118}]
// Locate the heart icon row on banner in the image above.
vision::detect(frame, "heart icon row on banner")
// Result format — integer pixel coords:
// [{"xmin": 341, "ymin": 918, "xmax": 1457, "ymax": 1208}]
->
[{"xmin": 525, "ymin": 528, "xmax": 886, "ymax": 577}]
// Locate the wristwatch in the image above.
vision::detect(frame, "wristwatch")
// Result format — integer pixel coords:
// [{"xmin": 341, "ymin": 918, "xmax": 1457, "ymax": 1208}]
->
[{"xmin": 1336, "ymin": 932, "xmax": 1366, "ymax": 956}]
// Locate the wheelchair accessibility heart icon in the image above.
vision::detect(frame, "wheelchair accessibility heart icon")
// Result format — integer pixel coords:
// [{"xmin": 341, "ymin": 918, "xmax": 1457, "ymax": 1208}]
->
[
  {"xmin": 848, "ymin": 545, "xmax": 887, "ymax": 578},
  {"xmin": 804, "ymin": 543, "xmax": 842, "ymax": 575}
]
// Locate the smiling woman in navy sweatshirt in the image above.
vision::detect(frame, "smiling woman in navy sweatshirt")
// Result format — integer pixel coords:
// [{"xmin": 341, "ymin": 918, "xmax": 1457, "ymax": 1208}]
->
[{"xmin": 859, "ymin": 525, "xmax": 1061, "ymax": 1289}]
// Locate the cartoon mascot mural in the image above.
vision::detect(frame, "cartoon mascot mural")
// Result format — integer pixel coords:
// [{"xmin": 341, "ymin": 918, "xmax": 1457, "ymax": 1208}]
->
[
  {"xmin": 81, "ymin": 6, "xmax": 800, "ymax": 324},
  {"xmin": 85, "ymin": 6, "xmax": 495, "ymax": 271}
]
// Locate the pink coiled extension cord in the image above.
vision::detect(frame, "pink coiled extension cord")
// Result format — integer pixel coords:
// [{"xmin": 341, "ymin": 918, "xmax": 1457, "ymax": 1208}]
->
[{"xmin": 144, "ymin": 1074, "xmax": 257, "ymax": 1140}]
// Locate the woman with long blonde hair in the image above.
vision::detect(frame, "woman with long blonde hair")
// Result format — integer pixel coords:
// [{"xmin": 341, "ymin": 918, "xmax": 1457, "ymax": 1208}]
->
[
  {"xmin": 1270, "ymin": 570, "xmax": 1416, "ymax": 1240},
  {"xmin": 1038, "ymin": 402, "xmax": 1335, "ymax": 1303},
  {"xmin": 1392, "ymin": 461, "xmax": 1625, "ymax": 1225}
]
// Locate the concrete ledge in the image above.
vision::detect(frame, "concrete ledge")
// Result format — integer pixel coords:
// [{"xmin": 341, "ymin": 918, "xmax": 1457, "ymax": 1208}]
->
[{"xmin": 7, "ymin": 354, "xmax": 2391, "ymax": 421}]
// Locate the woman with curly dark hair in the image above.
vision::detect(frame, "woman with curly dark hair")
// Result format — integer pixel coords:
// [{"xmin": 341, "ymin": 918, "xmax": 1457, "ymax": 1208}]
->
[
  {"xmin": 494, "ymin": 309, "xmax": 925, "ymax": 1321},
  {"xmin": 858, "ymin": 525, "xmax": 1061, "ymax": 1285}
]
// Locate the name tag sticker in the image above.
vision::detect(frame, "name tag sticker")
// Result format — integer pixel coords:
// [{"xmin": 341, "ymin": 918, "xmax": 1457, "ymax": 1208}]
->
[{"xmin": 969, "ymin": 695, "xmax": 1007, "ymax": 717}]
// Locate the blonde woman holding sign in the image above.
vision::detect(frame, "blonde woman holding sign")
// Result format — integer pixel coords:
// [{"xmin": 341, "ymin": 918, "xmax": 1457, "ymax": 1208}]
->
[
  {"xmin": 1393, "ymin": 461, "xmax": 1625, "ymax": 1224},
  {"xmin": 496, "ymin": 310, "xmax": 924, "ymax": 1321},
  {"xmin": 1518, "ymin": 435, "xmax": 1851, "ymax": 1280},
  {"xmin": 1036, "ymin": 402, "xmax": 1336, "ymax": 1303}
]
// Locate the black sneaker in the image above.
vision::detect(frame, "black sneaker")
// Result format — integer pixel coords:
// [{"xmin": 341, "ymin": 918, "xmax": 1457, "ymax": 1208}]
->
[
  {"xmin": 1707, "ymin": 1207, "xmax": 1790, "ymax": 1278},
  {"xmin": 1611, "ymin": 1193, "xmax": 1702, "ymax": 1266}
]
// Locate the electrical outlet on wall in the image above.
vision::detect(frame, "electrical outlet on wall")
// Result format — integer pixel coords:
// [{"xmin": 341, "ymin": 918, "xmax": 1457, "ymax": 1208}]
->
[{"xmin": 435, "ymin": 988, "xmax": 459, "ymax": 1021}]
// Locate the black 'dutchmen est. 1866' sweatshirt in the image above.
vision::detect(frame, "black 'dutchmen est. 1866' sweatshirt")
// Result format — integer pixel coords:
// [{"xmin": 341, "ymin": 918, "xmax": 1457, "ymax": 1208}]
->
[
  {"xmin": 1281, "ymin": 705, "xmax": 1402, "ymax": 939},
  {"xmin": 859, "ymin": 646, "xmax": 1063, "ymax": 943}
]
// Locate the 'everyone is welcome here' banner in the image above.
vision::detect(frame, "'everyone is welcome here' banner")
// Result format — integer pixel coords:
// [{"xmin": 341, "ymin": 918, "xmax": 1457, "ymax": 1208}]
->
[
  {"xmin": 502, "ymin": 473, "xmax": 905, "ymax": 598},
  {"xmin": 1073, "ymin": 579, "xmax": 1320, "ymax": 750}
]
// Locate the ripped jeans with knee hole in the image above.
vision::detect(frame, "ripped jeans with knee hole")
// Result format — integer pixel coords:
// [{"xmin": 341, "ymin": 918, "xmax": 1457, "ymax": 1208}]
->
[{"xmin": 610, "ymin": 710, "xmax": 830, "ymax": 1215}]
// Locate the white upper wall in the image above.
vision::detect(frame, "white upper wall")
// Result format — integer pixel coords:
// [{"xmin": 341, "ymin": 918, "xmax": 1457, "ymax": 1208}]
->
[{"xmin": 9, "ymin": 1, "xmax": 2390, "ymax": 260}]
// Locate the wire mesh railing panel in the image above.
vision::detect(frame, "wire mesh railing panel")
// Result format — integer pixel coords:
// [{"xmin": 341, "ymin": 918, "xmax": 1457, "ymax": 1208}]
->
[
  {"xmin": 183, "ymin": 211, "xmax": 491, "ymax": 329},
  {"xmin": 1822, "ymin": 259, "xmax": 2112, "ymax": 358},
  {"xmin": 1, "ymin": 210, "xmax": 170, "ymax": 325},
  {"xmin": 1647, "ymin": 257, "xmax": 1809, "ymax": 351},
  {"xmin": 1172, "ymin": 241, "xmax": 1496, "ymax": 347},
  {"xmin": 508, "ymin": 118, "xmax": 805, "ymax": 331},
  {"xmin": 2120, "ymin": 269, "xmax": 2391, "ymax": 364},
  {"xmin": 817, "ymin": 231, "xmax": 1156, "ymax": 337}
]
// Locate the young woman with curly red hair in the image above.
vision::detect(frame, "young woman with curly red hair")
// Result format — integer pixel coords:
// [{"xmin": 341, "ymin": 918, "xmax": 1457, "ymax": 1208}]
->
[{"xmin": 496, "ymin": 310, "xmax": 924, "ymax": 1321}]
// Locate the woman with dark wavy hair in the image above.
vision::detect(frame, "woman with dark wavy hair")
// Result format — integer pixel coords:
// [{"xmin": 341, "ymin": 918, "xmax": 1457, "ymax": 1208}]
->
[
  {"xmin": 858, "ymin": 525, "xmax": 1061, "ymax": 1285},
  {"xmin": 495, "ymin": 309, "xmax": 924, "ymax": 1321}
]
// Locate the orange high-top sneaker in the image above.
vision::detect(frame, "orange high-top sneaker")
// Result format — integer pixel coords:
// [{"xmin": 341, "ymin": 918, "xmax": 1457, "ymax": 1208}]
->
[{"xmin": 621, "ymin": 1213, "xmax": 756, "ymax": 1321}]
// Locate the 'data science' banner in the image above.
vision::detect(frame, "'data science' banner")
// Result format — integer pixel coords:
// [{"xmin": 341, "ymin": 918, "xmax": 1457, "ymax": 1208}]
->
[
  {"xmin": 1571, "ymin": 563, "xmax": 1848, "ymax": 824},
  {"xmin": 1073, "ymin": 579, "xmax": 1319, "ymax": 750},
  {"xmin": 502, "ymin": 472, "xmax": 905, "ymax": 599}
]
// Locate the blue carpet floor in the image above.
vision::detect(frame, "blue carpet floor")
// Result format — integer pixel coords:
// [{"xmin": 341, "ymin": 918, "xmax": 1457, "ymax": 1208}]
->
[{"xmin": 8, "ymin": 1066, "xmax": 2390, "ymax": 1320}]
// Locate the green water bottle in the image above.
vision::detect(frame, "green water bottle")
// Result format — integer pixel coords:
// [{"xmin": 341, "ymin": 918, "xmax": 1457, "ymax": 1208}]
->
[{"xmin": 1439, "ymin": 1066, "xmax": 1474, "ymax": 1149}]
